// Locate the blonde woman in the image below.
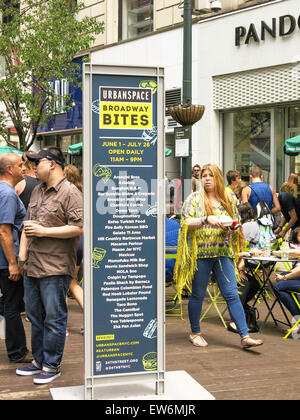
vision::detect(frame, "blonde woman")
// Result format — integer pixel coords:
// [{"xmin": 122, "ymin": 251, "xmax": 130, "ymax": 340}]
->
[{"xmin": 174, "ymin": 164, "xmax": 263, "ymax": 349}]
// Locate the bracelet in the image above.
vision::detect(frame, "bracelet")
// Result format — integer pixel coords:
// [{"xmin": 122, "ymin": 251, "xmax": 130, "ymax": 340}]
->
[
  {"xmin": 205, "ymin": 216, "xmax": 208, "ymax": 224},
  {"xmin": 18, "ymin": 260, "xmax": 25, "ymax": 266}
]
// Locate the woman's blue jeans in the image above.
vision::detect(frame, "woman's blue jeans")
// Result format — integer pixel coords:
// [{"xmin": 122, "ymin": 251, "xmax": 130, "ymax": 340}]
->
[
  {"xmin": 273, "ymin": 274, "xmax": 300, "ymax": 317},
  {"xmin": 24, "ymin": 274, "xmax": 71, "ymax": 372},
  {"xmin": 188, "ymin": 257, "xmax": 248, "ymax": 337}
]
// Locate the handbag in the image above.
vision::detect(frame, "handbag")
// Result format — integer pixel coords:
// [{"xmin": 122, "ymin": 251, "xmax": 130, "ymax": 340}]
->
[{"xmin": 244, "ymin": 304, "xmax": 260, "ymax": 333}]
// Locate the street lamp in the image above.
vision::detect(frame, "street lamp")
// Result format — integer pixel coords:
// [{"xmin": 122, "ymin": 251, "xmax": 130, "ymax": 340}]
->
[{"xmin": 169, "ymin": 0, "xmax": 205, "ymax": 202}]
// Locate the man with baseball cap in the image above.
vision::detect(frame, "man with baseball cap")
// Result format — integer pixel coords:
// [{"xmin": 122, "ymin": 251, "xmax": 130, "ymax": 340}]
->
[
  {"xmin": 16, "ymin": 146, "xmax": 83, "ymax": 384},
  {"xmin": 25, "ymin": 147, "xmax": 65, "ymax": 168}
]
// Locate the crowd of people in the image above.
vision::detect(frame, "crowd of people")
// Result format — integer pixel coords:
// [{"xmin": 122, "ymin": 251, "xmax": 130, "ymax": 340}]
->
[
  {"xmin": 1, "ymin": 149, "xmax": 300, "ymax": 386},
  {"xmin": 0, "ymin": 147, "xmax": 83, "ymax": 385},
  {"xmin": 167, "ymin": 163, "xmax": 300, "ymax": 348}
]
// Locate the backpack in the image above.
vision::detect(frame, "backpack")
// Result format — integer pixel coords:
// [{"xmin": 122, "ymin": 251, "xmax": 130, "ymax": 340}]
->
[{"xmin": 250, "ymin": 185, "xmax": 275, "ymax": 227}]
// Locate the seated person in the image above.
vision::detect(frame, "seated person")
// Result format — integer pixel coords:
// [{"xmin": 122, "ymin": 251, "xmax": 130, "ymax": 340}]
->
[
  {"xmin": 290, "ymin": 227, "xmax": 300, "ymax": 249},
  {"xmin": 228, "ymin": 203, "xmax": 261, "ymax": 333},
  {"xmin": 273, "ymin": 226, "xmax": 300, "ymax": 334},
  {"xmin": 165, "ymin": 217, "xmax": 179, "ymax": 283},
  {"xmin": 274, "ymin": 266, "xmax": 300, "ymax": 335}
]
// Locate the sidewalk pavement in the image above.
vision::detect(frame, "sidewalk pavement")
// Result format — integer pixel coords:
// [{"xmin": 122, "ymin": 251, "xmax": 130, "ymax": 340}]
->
[{"xmin": 1, "ymin": 293, "xmax": 300, "ymax": 400}]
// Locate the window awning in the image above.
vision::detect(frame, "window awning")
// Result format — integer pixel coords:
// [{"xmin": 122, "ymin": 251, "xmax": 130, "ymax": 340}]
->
[
  {"xmin": 284, "ymin": 135, "xmax": 300, "ymax": 156},
  {"xmin": 68, "ymin": 142, "xmax": 82, "ymax": 155},
  {"xmin": 165, "ymin": 148, "xmax": 172, "ymax": 157},
  {"xmin": 0, "ymin": 145, "xmax": 23, "ymax": 157}
]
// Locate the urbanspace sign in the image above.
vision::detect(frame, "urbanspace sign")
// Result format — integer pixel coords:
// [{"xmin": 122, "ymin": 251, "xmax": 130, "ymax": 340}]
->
[
  {"xmin": 83, "ymin": 64, "xmax": 165, "ymax": 397},
  {"xmin": 235, "ymin": 14, "xmax": 300, "ymax": 46}
]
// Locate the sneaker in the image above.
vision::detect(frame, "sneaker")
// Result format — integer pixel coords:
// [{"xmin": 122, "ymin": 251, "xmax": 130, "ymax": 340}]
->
[
  {"xmin": 16, "ymin": 363, "xmax": 41, "ymax": 376},
  {"xmin": 34, "ymin": 370, "xmax": 61, "ymax": 385}
]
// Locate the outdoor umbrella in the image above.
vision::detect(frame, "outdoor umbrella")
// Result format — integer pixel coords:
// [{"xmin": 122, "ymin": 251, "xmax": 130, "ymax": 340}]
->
[
  {"xmin": 284, "ymin": 135, "xmax": 300, "ymax": 156},
  {"xmin": 0, "ymin": 145, "xmax": 23, "ymax": 157}
]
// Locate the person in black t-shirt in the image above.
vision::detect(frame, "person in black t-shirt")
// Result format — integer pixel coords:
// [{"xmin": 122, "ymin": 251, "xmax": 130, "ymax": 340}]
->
[
  {"xmin": 15, "ymin": 152, "xmax": 41, "ymax": 210},
  {"xmin": 275, "ymin": 192, "xmax": 300, "ymax": 239}
]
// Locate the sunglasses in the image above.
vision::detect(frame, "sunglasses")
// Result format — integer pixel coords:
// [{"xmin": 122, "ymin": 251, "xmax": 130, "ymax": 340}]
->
[{"xmin": 36, "ymin": 158, "xmax": 50, "ymax": 166}]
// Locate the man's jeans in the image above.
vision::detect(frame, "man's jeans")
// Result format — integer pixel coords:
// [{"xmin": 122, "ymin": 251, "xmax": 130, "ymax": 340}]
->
[
  {"xmin": 24, "ymin": 274, "xmax": 71, "ymax": 372},
  {"xmin": 188, "ymin": 257, "xmax": 249, "ymax": 337},
  {"xmin": 0, "ymin": 269, "xmax": 28, "ymax": 361}
]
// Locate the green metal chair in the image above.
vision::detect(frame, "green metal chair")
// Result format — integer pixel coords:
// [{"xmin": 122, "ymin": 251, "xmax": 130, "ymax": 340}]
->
[
  {"xmin": 283, "ymin": 291, "xmax": 300, "ymax": 339},
  {"xmin": 165, "ymin": 249, "xmax": 183, "ymax": 320},
  {"xmin": 200, "ymin": 276, "xmax": 228, "ymax": 328}
]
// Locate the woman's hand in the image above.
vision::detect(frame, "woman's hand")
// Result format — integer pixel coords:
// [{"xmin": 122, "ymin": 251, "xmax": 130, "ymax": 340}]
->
[
  {"xmin": 207, "ymin": 216, "xmax": 233, "ymax": 231},
  {"xmin": 239, "ymin": 270, "xmax": 248, "ymax": 281},
  {"xmin": 207, "ymin": 216, "xmax": 227, "ymax": 229},
  {"xmin": 275, "ymin": 273, "xmax": 285, "ymax": 282}
]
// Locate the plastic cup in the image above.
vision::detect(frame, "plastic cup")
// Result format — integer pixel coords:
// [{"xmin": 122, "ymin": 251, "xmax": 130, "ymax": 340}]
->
[
  {"xmin": 23, "ymin": 220, "xmax": 40, "ymax": 237},
  {"xmin": 24, "ymin": 220, "xmax": 35, "ymax": 226}
]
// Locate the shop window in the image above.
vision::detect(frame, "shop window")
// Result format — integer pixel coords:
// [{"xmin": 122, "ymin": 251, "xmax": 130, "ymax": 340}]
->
[
  {"xmin": 120, "ymin": 0, "xmax": 153, "ymax": 40},
  {"xmin": 223, "ymin": 109, "xmax": 271, "ymax": 183},
  {"xmin": 49, "ymin": 78, "xmax": 70, "ymax": 113},
  {"xmin": 288, "ymin": 107, "xmax": 300, "ymax": 129},
  {"xmin": 287, "ymin": 106, "xmax": 300, "ymax": 192}
]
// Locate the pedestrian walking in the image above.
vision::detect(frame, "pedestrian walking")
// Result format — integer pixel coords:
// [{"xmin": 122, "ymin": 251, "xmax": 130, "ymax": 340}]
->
[
  {"xmin": 225, "ymin": 169, "xmax": 241, "ymax": 204},
  {"xmin": 174, "ymin": 163, "xmax": 263, "ymax": 349},
  {"xmin": 0, "ymin": 153, "xmax": 30, "ymax": 363},
  {"xmin": 192, "ymin": 164, "xmax": 201, "ymax": 192},
  {"xmin": 16, "ymin": 147, "xmax": 83, "ymax": 384}
]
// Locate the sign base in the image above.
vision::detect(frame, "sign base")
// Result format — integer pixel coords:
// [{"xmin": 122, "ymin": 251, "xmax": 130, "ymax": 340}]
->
[{"xmin": 50, "ymin": 370, "xmax": 215, "ymax": 400}]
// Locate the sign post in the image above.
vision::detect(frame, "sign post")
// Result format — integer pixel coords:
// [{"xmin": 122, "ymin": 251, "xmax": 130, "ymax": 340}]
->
[{"xmin": 83, "ymin": 65, "xmax": 165, "ymax": 400}]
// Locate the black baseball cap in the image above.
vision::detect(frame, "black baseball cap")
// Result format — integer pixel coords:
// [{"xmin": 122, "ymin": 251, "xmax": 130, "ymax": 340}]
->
[{"xmin": 26, "ymin": 148, "xmax": 64, "ymax": 168}]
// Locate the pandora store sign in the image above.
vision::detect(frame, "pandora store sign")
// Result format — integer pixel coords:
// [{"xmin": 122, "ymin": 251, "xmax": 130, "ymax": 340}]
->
[{"xmin": 235, "ymin": 14, "xmax": 300, "ymax": 46}]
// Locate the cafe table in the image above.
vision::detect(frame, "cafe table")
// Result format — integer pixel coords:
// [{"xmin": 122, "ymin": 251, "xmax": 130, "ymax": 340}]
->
[{"xmin": 244, "ymin": 255, "xmax": 298, "ymax": 332}]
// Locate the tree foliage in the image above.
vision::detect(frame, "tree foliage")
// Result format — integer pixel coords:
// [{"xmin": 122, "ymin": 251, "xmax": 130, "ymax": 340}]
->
[{"xmin": 0, "ymin": 0, "xmax": 104, "ymax": 150}]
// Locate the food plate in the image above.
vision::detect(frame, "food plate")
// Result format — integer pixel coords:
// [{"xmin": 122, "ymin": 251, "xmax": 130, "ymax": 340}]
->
[{"xmin": 218, "ymin": 215, "xmax": 233, "ymax": 227}]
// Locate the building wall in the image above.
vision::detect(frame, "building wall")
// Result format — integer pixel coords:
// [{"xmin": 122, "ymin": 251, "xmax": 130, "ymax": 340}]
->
[
  {"xmin": 90, "ymin": 0, "xmax": 295, "ymax": 172},
  {"xmin": 80, "ymin": 0, "xmax": 275, "ymax": 48}
]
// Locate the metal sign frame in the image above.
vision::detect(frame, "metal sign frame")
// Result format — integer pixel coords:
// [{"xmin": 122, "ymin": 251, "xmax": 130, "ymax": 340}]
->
[{"xmin": 83, "ymin": 64, "xmax": 165, "ymax": 400}]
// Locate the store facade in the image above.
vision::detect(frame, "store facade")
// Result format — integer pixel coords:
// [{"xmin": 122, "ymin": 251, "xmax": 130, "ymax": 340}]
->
[{"xmin": 90, "ymin": 0, "xmax": 298, "ymax": 190}]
